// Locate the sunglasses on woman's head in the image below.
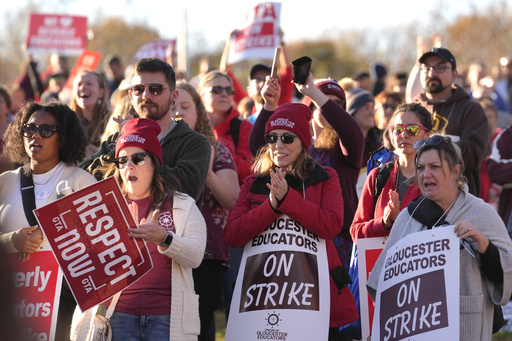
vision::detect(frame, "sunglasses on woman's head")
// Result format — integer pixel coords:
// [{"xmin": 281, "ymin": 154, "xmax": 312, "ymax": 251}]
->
[
  {"xmin": 413, "ymin": 135, "xmax": 450, "ymax": 150},
  {"xmin": 21, "ymin": 123, "xmax": 58, "ymax": 138},
  {"xmin": 390, "ymin": 124, "xmax": 428, "ymax": 137},
  {"xmin": 209, "ymin": 86, "xmax": 235, "ymax": 95},
  {"xmin": 113, "ymin": 152, "xmax": 148, "ymax": 169},
  {"xmin": 264, "ymin": 133, "xmax": 298, "ymax": 144},
  {"xmin": 130, "ymin": 83, "xmax": 171, "ymax": 96}
]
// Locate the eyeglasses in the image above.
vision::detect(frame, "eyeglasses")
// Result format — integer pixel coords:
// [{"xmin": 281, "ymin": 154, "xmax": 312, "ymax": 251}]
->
[
  {"xmin": 130, "ymin": 83, "xmax": 171, "ymax": 96},
  {"xmin": 333, "ymin": 99, "xmax": 346, "ymax": 108},
  {"xmin": 21, "ymin": 123, "xmax": 59, "ymax": 138},
  {"xmin": 413, "ymin": 135, "xmax": 450, "ymax": 150},
  {"xmin": 420, "ymin": 64, "xmax": 451, "ymax": 74},
  {"xmin": 264, "ymin": 133, "xmax": 298, "ymax": 144},
  {"xmin": 390, "ymin": 124, "xmax": 429, "ymax": 136},
  {"xmin": 381, "ymin": 103, "xmax": 396, "ymax": 111},
  {"xmin": 113, "ymin": 152, "xmax": 148, "ymax": 169},
  {"xmin": 209, "ymin": 86, "xmax": 235, "ymax": 95}
]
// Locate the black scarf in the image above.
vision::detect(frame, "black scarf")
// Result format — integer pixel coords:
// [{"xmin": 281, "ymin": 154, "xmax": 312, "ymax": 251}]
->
[{"xmin": 407, "ymin": 195, "xmax": 449, "ymax": 229}]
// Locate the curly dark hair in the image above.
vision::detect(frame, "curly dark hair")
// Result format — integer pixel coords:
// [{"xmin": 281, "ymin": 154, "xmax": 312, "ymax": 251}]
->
[{"xmin": 3, "ymin": 100, "xmax": 88, "ymax": 165}]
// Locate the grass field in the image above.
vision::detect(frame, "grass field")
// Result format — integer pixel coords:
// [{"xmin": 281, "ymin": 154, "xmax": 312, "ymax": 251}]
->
[{"xmin": 213, "ymin": 308, "xmax": 512, "ymax": 340}]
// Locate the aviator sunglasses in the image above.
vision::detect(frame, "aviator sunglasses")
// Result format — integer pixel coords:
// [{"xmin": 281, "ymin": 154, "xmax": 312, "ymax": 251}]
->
[
  {"xmin": 264, "ymin": 133, "xmax": 298, "ymax": 144},
  {"xmin": 113, "ymin": 152, "xmax": 148, "ymax": 169},
  {"xmin": 413, "ymin": 135, "xmax": 451, "ymax": 150},
  {"xmin": 209, "ymin": 85, "xmax": 235, "ymax": 95},
  {"xmin": 21, "ymin": 123, "xmax": 59, "ymax": 139},
  {"xmin": 390, "ymin": 124, "xmax": 429, "ymax": 137},
  {"xmin": 130, "ymin": 83, "xmax": 171, "ymax": 96}
]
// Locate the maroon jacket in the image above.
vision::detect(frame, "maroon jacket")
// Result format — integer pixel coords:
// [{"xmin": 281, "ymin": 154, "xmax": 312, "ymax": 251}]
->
[{"xmin": 486, "ymin": 127, "xmax": 512, "ymax": 224}]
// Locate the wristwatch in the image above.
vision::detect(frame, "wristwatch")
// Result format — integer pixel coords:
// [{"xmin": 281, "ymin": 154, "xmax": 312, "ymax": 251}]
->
[{"xmin": 158, "ymin": 231, "xmax": 173, "ymax": 248}]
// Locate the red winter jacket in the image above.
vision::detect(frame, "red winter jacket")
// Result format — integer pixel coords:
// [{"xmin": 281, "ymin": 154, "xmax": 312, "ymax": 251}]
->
[
  {"xmin": 350, "ymin": 160, "xmax": 423, "ymax": 242},
  {"xmin": 224, "ymin": 164, "xmax": 358, "ymax": 328},
  {"xmin": 211, "ymin": 106, "xmax": 253, "ymax": 185}
]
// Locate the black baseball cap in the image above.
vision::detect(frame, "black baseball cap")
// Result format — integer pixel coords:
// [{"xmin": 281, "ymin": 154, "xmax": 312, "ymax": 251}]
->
[
  {"xmin": 419, "ymin": 47, "xmax": 456, "ymax": 70},
  {"xmin": 249, "ymin": 63, "xmax": 272, "ymax": 80}
]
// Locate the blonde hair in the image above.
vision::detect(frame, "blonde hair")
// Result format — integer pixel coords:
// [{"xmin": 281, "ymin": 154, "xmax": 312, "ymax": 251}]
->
[{"xmin": 69, "ymin": 70, "xmax": 110, "ymax": 146}]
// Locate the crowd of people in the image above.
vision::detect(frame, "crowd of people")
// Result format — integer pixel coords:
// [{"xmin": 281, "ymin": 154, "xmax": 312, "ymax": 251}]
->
[{"xmin": 1, "ymin": 34, "xmax": 512, "ymax": 341}]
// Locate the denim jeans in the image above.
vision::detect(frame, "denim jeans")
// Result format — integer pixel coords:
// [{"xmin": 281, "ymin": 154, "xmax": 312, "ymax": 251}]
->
[{"xmin": 108, "ymin": 310, "xmax": 170, "ymax": 341}]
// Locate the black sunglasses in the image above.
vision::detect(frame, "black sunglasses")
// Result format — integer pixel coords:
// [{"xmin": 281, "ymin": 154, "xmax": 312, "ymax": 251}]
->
[
  {"xmin": 113, "ymin": 152, "xmax": 148, "ymax": 169},
  {"xmin": 264, "ymin": 133, "xmax": 298, "ymax": 144},
  {"xmin": 209, "ymin": 86, "xmax": 235, "ymax": 95},
  {"xmin": 130, "ymin": 83, "xmax": 171, "ymax": 96},
  {"xmin": 413, "ymin": 135, "xmax": 450, "ymax": 150},
  {"xmin": 21, "ymin": 123, "xmax": 59, "ymax": 139},
  {"xmin": 382, "ymin": 103, "xmax": 396, "ymax": 111},
  {"xmin": 333, "ymin": 99, "xmax": 346, "ymax": 108}
]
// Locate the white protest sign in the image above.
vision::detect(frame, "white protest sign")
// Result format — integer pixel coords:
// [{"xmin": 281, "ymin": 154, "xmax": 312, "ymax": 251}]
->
[
  {"xmin": 225, "ymin": 215, "xmax": 330, "ymax": 341},
  {"xmin": 372, "ymin": 226, "xmax": 459, "ymax": 341},
  {"xmin": 228, "ymin": 2, "xmax": 281, "ymax": 64}
]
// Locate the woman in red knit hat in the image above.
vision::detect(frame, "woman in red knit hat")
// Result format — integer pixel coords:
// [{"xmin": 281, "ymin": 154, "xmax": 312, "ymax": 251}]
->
[
  {"xmin": 97, "ymin": 118, "xmax": 206, "ymax": 341},
  {"xmin": 223, "ymin": 103, "xmax": 358, "ymax": 341}
]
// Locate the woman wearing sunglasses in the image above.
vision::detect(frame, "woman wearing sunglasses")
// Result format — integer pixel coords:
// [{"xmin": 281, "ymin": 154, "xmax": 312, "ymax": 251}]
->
[
  {"xmin": 98, "ymin": 118, "xmax": 206, "ymax": 341},
  {"xmin": 69, "ymin": 70, "xmax": 111, "ymax": 157},
  {"xmin": 198, "ymin": 70, "xmax": 253, "ymax": 186},
  {"xmin": 367, "ymin": 135, "xmax": 512, "ymax": 340},
  {"xmin": 0, "ymin": 100, "xmax": 97, "ymax": 340},
  {"xmin": 223, "ymin": 103, "xmax": 358, "ymax": 340},
  {"xmin": 174, "ymin": 81, "xmax": 239, "ymax": 340},
  {"xmin": 351, "ymin": 102, "xmax": 433, "ymax": 241}
]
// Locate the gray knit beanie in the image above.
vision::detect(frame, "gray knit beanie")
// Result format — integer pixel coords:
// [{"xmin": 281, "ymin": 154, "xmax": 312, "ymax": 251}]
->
[{"xmin": 346, "ymin": 88, "xmax": 374, "ymax": 115}]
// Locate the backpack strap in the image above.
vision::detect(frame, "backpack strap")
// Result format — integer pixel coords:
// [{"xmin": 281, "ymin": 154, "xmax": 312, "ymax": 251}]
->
[
  {"xmin": 20, "ymin": 164, "xmax": 38, "ymax": 226},
  {"xmin": 228, "ymin": 118, "xmax": 242, "ymax": 150},
  {"xmin": 373, "ymin": 161, "xmax": 394, "ymax": 208}
]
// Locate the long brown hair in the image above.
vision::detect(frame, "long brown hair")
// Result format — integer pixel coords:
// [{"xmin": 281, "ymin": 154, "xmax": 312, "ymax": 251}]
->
[
  {"xmin": 176, "ymin": 81, "xmax": 218, "ymax": 158},
  {"xmin": 253, "ymin": 146, "xmax": 316, "ymax": 181}
]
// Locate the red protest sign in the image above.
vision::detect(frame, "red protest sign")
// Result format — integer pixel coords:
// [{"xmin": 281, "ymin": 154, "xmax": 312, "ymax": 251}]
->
[
  {"xmin": 132, "ymin": 39, "xmax": 175, "ymax": 63},
  {"xmin": 26, "ymin": 13, "xmax": 88, "ymax": 55},
  {"xmin": 228, "ymin": 2, "xmax": 281, "ymax": 64},
  {"xmin": 11, "ymin": 251, "xmax": 62, "ymax": 341},
  {"xmin": 62, "ymin": 50, "xmax": 103, "ymax": 93},
  {"xmin": 34, "ymin": 177, "xmax": 153, "ymax": 311}
]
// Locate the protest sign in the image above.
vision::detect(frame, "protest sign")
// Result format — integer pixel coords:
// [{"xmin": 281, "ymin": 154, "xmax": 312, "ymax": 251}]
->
[
  {"xmin": 132, "ymin": 39, "xmax": 175, "ymax": 63},
  {"xmin": 228, "ymin": 2, "xmax": 281, "ymax": 64},
  {"xmin": 501, "ymin": 300, "xmax": 512, "ymax": 331},
  {"xmin": 34, "ymin": 177, "xmax": 152, "ymax": 311},
  {"xmin": 372, "ymin": 227, "xmax": 459, "ymax": 341},
  {"xmin": 26, "ymin": 13, "xmax": 87, "ymax": 55},
  {"xmin": 62, "ymin": 50, "xmax": 102, "ymax": 94},
  {"xmin": 11, "ymin": 251, "xmax": 62, "ymax": 341},
  {"xmin": 357, "ymin": 237, "xmax": 386, "ymax": 341},
  {"xmin": 225, "ymin": 215, "xmax": 330, "ymax": 341}
]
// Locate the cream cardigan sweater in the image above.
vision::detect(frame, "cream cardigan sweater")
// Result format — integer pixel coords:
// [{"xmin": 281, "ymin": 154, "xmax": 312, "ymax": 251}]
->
[{"xmin": 71, "ymin": 192, "xmax": 206, "ymax": 341}]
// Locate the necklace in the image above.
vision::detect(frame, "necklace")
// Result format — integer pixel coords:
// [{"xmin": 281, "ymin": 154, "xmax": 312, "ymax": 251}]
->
[
  {"xmin": 33, "ymin": 163, "xmax": 62, "ymax": 199},
  {"xmin": 432, "ymin": 192, "xmax": 459, "ymax": 227},
  {"xmin": 33, "ymin": 164, "xmax": 60, "ymax": 186}
]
